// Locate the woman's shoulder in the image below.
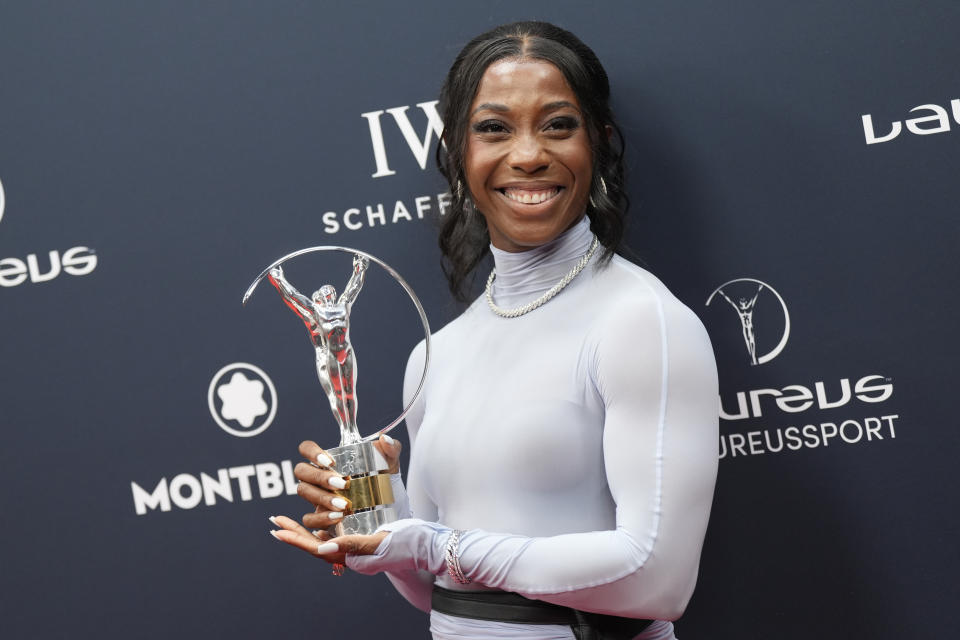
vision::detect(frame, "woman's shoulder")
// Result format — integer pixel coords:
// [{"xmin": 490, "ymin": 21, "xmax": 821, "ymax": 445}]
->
[
  {"xmin": 434, "ymin": 296, "xmax": 487, "ymax": 340},
  {"xmin": 588, "ymin": 257, "xmax": 716, "ymax": 383},
  {"xmin": 589, "ymin": 255, "xmax": 709, "ymax": 337},
  {"xmin": 404, "ymin": 296, "xmax": 485, "ymax": 362},
  {"xmin": 592, "ymin": 256, "xmax": 684, "ymax": 309}
]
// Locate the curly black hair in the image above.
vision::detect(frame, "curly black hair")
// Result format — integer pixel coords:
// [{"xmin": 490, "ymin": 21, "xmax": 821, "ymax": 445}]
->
[{"xmin": 436, "ymin": 21, "xmax": 628, "ymax": 301}]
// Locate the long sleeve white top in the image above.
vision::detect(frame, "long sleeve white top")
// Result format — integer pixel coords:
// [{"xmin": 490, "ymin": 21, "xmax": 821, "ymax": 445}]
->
[{"xmin": 348, "ymin": 218, "xmax": 719, "ymax": 639}]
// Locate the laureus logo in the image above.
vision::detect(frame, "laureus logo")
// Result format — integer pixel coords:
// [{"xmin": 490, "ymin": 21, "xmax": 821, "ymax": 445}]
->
[
  {"xmin": 705, "ymin": 278, "xmax": 790, "ymax": 366},
  {"xmin": 0, "ymin": 177, "xmax": 98, "ymax": 287},
  {"xmin": 208, "ymin": 362, "xmax": 277, "ymax": 437}
]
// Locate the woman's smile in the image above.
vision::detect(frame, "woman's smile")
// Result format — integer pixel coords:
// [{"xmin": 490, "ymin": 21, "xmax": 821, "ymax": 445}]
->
[{"xmin": 498, "ymin": 185, "xmax": 563, "ymax": 205}]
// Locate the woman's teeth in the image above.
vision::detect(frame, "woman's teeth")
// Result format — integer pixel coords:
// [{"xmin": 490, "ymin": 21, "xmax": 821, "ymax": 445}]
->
[{"xmin": 502, "ymin": 187, "xmax": 561, "ymax": 204}]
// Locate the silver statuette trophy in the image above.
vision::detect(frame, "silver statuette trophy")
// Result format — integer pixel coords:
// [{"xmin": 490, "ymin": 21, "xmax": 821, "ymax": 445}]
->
[{"xmin": 243, "ymin": 247, "xmax": 430, "ymax": 536}]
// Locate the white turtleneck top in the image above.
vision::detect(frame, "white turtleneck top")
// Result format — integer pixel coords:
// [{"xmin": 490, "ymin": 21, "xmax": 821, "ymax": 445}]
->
[{"xmin": 348, "ymin": 218, "xmax": 719, "ymax": 640}]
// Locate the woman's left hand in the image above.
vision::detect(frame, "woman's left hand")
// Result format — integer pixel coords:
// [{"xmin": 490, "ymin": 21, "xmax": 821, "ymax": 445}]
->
[{"xmin": 269, "ymin": 514, "xmax": 388, "ymax": 565}]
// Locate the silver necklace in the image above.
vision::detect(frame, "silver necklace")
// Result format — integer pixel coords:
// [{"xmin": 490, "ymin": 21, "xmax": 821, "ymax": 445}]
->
[{"xmin": 485, "ymin": 236, "xmax": 600, "ymax": 318}]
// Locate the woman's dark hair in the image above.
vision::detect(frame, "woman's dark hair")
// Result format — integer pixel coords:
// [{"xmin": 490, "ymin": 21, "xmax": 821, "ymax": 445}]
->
[{"xmin": 436, "ymin": 21, "xmax": 628, "ymax": 301}]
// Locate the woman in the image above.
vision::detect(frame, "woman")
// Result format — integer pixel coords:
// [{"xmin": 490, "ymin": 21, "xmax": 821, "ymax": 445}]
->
[{"xmin": 270, "ymin": 21, "xmax": 718, "ymax": 640}]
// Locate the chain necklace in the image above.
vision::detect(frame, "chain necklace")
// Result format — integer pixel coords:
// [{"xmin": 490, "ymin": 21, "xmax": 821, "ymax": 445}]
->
[{"xmin": 485, "ymin": 236, "xmax": 600, "ymax": 318}]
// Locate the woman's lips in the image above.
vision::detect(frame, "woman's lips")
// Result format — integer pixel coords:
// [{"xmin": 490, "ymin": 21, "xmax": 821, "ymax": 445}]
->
[{"xmin": 498, "ymin": 186, "xmax": 563, "ymax": 204}]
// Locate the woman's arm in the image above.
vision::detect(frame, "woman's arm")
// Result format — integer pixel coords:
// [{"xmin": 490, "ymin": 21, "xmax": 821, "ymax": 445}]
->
[
  {"xmin": 381, "ymin": 340, "xmax": 438, "ymax": 613},
  {"xmin": 350, "ymin": 286, "xmax": 718, "ymax": 620}
]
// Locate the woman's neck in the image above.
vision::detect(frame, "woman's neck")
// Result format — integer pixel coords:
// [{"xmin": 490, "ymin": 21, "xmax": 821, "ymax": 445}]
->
[{"xmin": 488, "ymin": 217, "xmax": 594, "ymax": 309}]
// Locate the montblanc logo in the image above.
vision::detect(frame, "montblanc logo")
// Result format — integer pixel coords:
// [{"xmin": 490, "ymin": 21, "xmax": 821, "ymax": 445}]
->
[
  {"xmin": 705, "ymin": 278, "xmax": 790, "ymax": 366},
  {"xmin": 0, "ymin": 177, "xmax": 98, "ymax": 287},
  {"xmin": 130, "ymin": 362, "xmax": 284, "ymax": 516},
  {"xmin": 862, "ymin": 96, "xmax": 959, "ymax": 145},
  {"xmin": 131, "ymin": 457, "xmax": 300, "ymax": 515},
  {"xmin": 362, "ymin": 100, "xmax": 443, "ymax": 178},
  {"xmin": 207, "ymin": 362, "xmax": 277, "ymax": 437}
]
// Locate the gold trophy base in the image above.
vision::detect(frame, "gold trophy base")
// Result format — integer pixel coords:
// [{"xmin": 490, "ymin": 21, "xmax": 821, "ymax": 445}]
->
[{"xmin": 326, "ymin": 440, "xmax": 396, "ymax": 536}]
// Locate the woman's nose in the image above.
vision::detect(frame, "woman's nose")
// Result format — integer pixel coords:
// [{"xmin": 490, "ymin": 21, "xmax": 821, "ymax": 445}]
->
[{"xmin": 508, "ymin": 133, "xmax": 549, "ymax": 173}]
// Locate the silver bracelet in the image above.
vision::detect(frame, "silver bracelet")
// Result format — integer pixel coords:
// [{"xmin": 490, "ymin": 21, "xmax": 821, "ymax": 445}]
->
[{"xmin": 444, "ymin": 529, "xmax": 471, "ymax": 584}]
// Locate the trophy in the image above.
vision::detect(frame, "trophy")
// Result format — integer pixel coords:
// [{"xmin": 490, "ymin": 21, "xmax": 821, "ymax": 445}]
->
[{"xmin": 243, "ymin": 247, "xmax": 430, "ymax": 536}]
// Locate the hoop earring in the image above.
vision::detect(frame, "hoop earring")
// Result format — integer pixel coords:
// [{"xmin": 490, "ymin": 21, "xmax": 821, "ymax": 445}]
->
[
  {"xmin": 589, "ymin": 176, "xmax": 608, "ymax": 210},
  {"xmin": 461, "ymin": 193, "xmax": 477, "ymax": 225}
]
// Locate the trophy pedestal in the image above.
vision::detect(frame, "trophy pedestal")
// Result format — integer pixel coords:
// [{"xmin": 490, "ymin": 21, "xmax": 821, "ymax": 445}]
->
[{"xmin": 327, "ymin": 440, "xmax": 396, "ymax": 536}]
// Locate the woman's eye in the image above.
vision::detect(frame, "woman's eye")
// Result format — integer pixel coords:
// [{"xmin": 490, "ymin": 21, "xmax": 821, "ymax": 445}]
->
[
  {"xmin": 546, "ymin": 116, "xmax": 580, "ymax": 131},
  {"xmin": 472, "ymin": 120, "xmax": 508, "ymax": 134}
]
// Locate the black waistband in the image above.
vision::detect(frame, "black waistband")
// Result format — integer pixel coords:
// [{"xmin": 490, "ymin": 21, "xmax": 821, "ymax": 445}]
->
[{"xmin": 431, "ymin": 585, "xmax": 654, "ymax": 640}]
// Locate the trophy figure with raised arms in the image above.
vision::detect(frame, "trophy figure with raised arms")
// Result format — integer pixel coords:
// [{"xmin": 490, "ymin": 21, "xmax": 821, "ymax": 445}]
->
[
  {"xmin": 267, "ymin": 254, "xmax": 369, "ymax": 446},
  {"xmin": 717, "ymin": 283, "xmax": 763, "ymax": 366}
]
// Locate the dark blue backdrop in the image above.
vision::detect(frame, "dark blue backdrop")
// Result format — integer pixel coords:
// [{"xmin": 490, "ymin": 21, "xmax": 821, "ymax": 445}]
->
[{"xmin": 1, "ymin": 2, "xmax": 957, "ymax": 638}]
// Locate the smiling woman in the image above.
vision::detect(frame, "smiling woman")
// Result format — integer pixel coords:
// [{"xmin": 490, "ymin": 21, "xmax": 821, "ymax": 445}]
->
[
  {"xmin": 435, "ymin": 22, "xmax": 628, "ymax": 302},
  {"xmin": 269, "ymin": 21, "xmax": 719, "ymax": 640},
  {"xmin": 465, "ymin": 59, "xmax": 593, "ymax": 253}
]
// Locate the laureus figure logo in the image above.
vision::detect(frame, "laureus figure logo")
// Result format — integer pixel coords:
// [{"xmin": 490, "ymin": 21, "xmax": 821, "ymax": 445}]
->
[{"xmin": 705, "ymin": 278, "xmax": 790, "ymax": 366}]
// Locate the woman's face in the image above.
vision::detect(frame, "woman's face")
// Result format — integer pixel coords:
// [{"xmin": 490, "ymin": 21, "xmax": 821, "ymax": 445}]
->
[{"xmin": 464, "ymin": 59, "xmax": 592, "ymax": 253}]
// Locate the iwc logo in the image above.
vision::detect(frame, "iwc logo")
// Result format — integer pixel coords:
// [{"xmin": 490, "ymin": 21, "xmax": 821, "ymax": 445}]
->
[
  {"xmin": 317, "ymin": 100, "xmax": 452, "ymax": 236},
  {"xmin": 705, "ymin": 278, "xmax": 790, "ymax": 366},
  {"xmin": 362, "ymin": 100, "xmax": 443, "ymax": 178},
  {"xmin": 207, "ymin": 362, "xmax": 277, "ymax": 437}
]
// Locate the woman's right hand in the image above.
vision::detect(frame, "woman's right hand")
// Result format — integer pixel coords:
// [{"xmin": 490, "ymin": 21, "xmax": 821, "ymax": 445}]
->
[{"xmin": 294, "ymin": 435, "xmax": 402, "ymax": 531}]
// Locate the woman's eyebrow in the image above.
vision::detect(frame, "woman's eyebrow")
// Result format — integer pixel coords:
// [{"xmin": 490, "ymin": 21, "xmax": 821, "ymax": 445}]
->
[
  {"xmin": 542, "ymin": 100, "xmax": 579, "ymax": 113},
  {"xmin": 472, "ymin": 100, "xmax": 579, "ymax": 116},
  {"xmin": 472, "ymin": 102, "xmax": 509, "ymax": 115}
]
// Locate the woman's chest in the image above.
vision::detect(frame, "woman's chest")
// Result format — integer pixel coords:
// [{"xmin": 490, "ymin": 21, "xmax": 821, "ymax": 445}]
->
[{"xmin": 411, "ymin": 317, "xmax": 611, "ymax": 524}]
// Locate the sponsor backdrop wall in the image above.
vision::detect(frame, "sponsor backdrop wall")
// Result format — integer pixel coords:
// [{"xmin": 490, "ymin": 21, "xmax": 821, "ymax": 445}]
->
[{"xmin": 1, "ymin": 2, "xmax": 957, "ymax": 638}]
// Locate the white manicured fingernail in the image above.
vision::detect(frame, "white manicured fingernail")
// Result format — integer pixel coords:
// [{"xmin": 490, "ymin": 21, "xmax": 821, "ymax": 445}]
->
[
  {"xmin": 317, "ymin": 541, "xmax": 339, "ymax": 554},
  {"xmin": 269, "ymin": 530, "xmax": 281, "ymax": 540},
  {"xmin": 331, "ymin": 497, "xmax": 348, "ymax": 510},
  {"xmin": 268, "ymin": 516, "xmax": 279, "ymax": 526},
  {"xmin": 329, "ymin": 476, "xmax": 347, "ymax": 490},
  {"xmin": 329, "ymin": 512, "xmax": 343, "ymax": 520},
  {"xmin": 317, "ymin": 453, "xmax": 334, "ymax": 467},
  {"xmin": 382, "ymin": 434, "xmax": 395, "ymax": 445},
  {"xmin": 312, "ymin": 530, "xmax": 323, "ymax": 536}
]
